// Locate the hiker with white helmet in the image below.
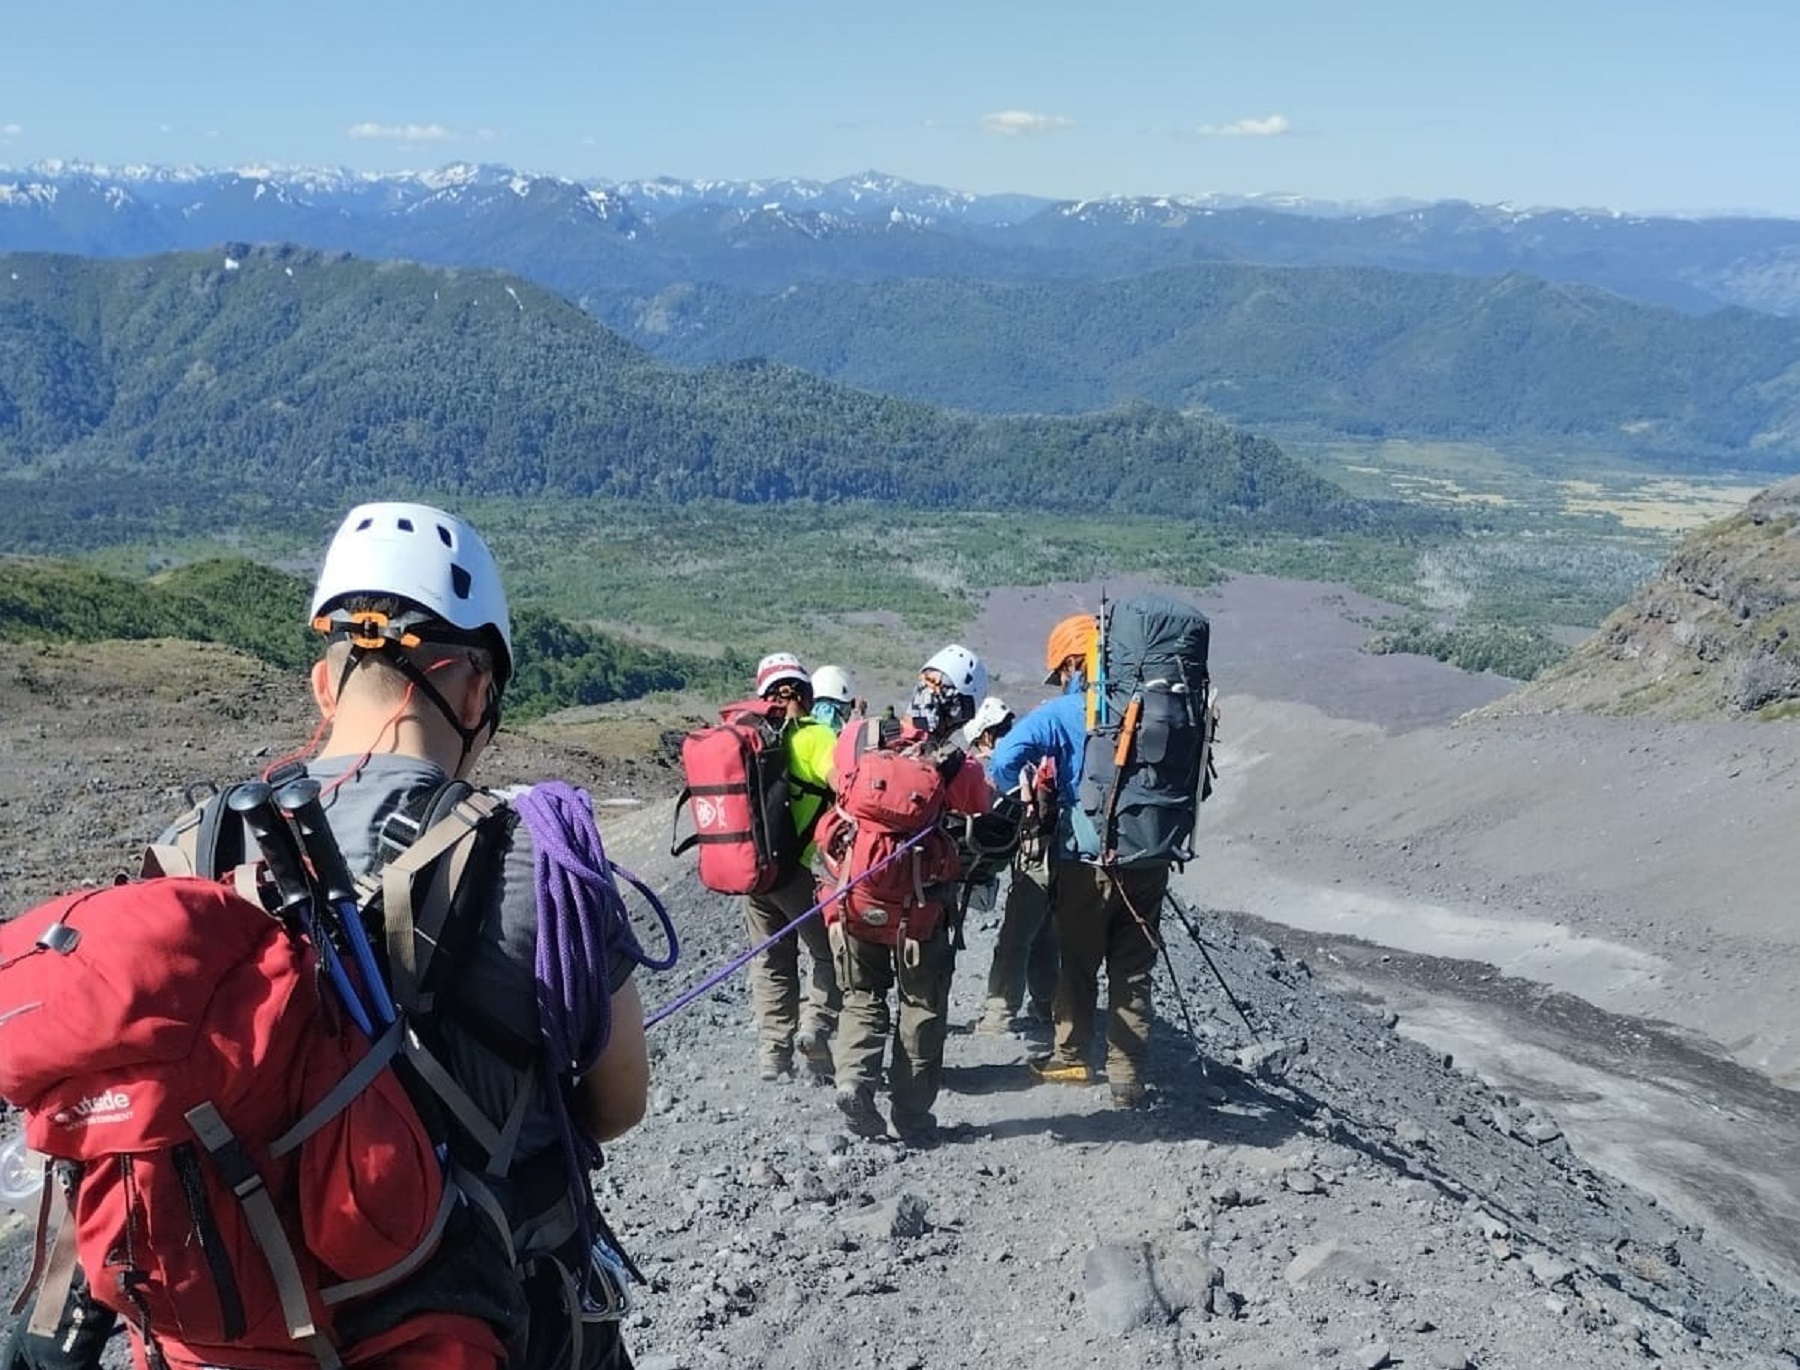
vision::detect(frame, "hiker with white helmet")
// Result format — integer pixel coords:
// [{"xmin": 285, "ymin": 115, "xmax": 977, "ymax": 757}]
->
[
  {"xmin": 808, "ymin": 663, "xmax": 862, "ymax": 734},
  {"xmin": 3, "ymin": 502, "xmax": 661, "ymax": 1370},
  {"xmin": 740, "ymin": 653, "xmax": 842, "ymax": 1082},
  {"xmin": 960, "ymin": 695, "xmax": 1015, "ymax": 759},
  {"xmin": 817, "ymin": 644, "xmax": 996, "ymax": 1146}
]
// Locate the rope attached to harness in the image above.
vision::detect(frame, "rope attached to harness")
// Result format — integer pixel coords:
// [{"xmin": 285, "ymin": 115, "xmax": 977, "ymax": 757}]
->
[{"xmin": 644, "ymin": 826, "xmax": 939, "ymax": 1029}]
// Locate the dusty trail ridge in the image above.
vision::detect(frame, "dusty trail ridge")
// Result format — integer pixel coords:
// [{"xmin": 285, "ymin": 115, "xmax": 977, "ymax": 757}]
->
[{"xmin": 2, "ymin": 571, "xmax": 1799, "ymax": 1368}]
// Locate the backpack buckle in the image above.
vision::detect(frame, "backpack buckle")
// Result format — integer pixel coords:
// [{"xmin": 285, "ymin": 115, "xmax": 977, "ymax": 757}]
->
[
  {"xmin": 378, "ymin": 808, "xmax": 426, "ymax": 863},
  {"xmin": 35, "ymin": 923, "xmax": 80, "ymax": 956}
]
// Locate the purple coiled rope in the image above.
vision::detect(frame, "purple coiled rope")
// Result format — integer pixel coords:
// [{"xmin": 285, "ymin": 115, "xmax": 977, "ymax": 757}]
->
[{"xmin": 512, "ymin": 782, "xmax": 678, "ymax": 1193}]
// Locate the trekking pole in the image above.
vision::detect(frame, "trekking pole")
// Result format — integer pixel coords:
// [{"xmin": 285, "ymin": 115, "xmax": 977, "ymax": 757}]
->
[
  {"xmin": 1161, "ymin": 891, "xmax": 1261, "ymax": 1044},
  {"xmin": 228, "ymin": 782, "xmax": 375, "ymax": 1037},
  {"xmin": 275, "ymin": 778, "xmax": 397, "ymax": 1028},
  {"xmin": 1150, "ymin": 925, "xmax": 1207, "ymax": 1057}
]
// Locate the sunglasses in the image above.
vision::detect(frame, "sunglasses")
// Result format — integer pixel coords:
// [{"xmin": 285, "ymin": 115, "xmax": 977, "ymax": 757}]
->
[{"xmin": 764, "ymin": 683, "xmax": 809, "ymax": 702}]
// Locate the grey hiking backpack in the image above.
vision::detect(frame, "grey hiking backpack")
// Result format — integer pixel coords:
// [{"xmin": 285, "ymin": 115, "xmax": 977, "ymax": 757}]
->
[{"xmin": 1076, "ymin": 595, "xmax": 1217, "ymax": 867}]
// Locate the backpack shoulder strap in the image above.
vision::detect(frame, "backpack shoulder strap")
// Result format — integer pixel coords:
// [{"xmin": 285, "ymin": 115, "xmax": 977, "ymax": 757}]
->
[
  {"xmin": 140, "ymin": 776, "xmax": 271, "ymax": 879},
  {"xmin": 370, "ymin": 782, "xmax": 541, "ymax": 1176},
  {"xmin": 375, "ymin": 782, "xmax": 504, "ymax": 1017},
  {"xmin": 142, "ymin": 802, "xmax": 205, "ymax": 879}
]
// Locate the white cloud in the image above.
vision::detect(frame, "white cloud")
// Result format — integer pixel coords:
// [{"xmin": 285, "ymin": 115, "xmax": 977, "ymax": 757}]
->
[
  {"xmin": 1195, "ymin": 114, "xmax": 1291, "ymax": 138},
  {"xmin": 347, "ymin": 121, "xmax": 455, "ymax": 144},
  {"xmin": 0, "ymin": 123, "xmax": 21, "ymax": 139},
  {"xmin": 979, "ymin": 109, "xmax": 1074, "ymax": 137}
]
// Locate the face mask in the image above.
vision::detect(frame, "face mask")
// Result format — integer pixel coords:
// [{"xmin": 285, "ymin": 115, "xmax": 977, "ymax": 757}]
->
[
  {"xmin": 908, "ymin": 681, "xmax": 943, "ymax": 735},
  {"xmin": 812, "ymin": 699, "xmax": 849, "ymax": 730},
  {"xmin": 911, "ymin": 682, "xmax": 972, "ymax": 737}
]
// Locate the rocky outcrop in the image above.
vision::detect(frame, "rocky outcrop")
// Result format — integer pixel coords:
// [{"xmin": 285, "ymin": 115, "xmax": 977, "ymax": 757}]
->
[{"xmin": 1490, "ymin": 475, "xmax": 1800, "ymax": 719}]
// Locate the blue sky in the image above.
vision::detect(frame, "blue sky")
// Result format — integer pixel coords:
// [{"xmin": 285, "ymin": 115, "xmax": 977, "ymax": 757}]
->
[{"xmin": 4, "ymin": 0, "xmax": 1798, "ymax": 214}]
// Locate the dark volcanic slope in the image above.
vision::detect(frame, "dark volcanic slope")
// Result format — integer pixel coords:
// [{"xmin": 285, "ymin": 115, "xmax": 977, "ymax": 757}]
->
[
  {"xmin": 1497, "ymin": 474, "xmax": 1800, "ymax": 720},
  {"xmin": 4, "ymin": 631, "xmax": 1798, "ymax": 1368}
]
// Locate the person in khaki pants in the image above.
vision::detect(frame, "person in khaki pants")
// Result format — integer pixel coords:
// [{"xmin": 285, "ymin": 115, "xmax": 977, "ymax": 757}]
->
[
  {"xmin": 986, "ymin": 613, "xmax": 1169, "ymax": 1108},
  {"xmin": 1038, "ymin": 862, "xmax": 1168, "ymax": 1106},
  {"xmin": 743, "ymin": 653, "xmax": 841, "ymax": 1083},
  {"xmin": 825, "ymin": 645, "xmax": 996, "ymax": 1147}
]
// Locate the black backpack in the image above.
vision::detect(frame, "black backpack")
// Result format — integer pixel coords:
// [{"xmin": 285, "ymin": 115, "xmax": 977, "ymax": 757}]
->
[{"xmin": 1076, "ymin": 595, "xmax": 1216, "ymax": 867}]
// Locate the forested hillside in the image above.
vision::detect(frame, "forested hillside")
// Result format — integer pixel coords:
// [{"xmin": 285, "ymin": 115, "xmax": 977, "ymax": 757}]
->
[
  {"xmin": 592, "ymin": 265, "xmax": 1800, "ymax": 463},
  {"xmin": 0, "ymin": 556, "xmax": 735, "ymax": 719},
  {"xmin": 0, "ymin": 247, "xmax": 1421, "ymax": 533}
]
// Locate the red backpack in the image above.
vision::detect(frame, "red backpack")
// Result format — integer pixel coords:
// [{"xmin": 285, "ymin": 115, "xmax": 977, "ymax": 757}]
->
[
  {"xmin": 0, "ymin": 877, "xmax": 448, "ymax": 1370},
  {"xmin": 672, "ymin": 699, "xmax": 811, "ymax": 895},
  {"xmin": 815, "ymin": 723, "xmax": 963, "ymax": 946}
]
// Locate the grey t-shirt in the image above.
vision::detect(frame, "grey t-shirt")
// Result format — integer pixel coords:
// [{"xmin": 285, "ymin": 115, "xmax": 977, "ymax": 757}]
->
[{"xmin": 173, "ymin": 753, "xmax": 634, "ymax": 1169}]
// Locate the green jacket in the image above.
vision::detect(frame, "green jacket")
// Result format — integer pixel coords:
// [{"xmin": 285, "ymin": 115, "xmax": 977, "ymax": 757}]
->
[{"xmin": 786, "ymin": 717, "xmax": 836, "ymax": 862}]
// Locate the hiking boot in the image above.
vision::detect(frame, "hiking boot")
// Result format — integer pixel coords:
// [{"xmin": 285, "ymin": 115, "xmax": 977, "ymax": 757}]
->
[
  {"xmin": 1110, "ymin": 1081, "xmax": 1148, "ymax": 1110},
  {"xmin": 890, "ymin": 1114, "xmax": 939, "ymax": 1150},
  {"xmin": 1028, "ymin": 1056, "xmax": 1095, "ymax": 1086},
  {"xmin": 974, "ymin": 1004, "xmax": 1016, "ymax": 1036},
  {"xmin": 758, "ymin": 1050, "xmax": 794, "ymax": 1083},
  {"xmin": 796, "ymin": 1032, "xmax": 834, "ymax": 1084},
  {"xmin": 835, "ymin": 1085, "xmax": 887, "ymax": 1140}
]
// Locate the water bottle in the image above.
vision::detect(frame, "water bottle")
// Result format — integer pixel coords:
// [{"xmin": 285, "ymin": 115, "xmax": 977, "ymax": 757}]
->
[{"xmin": 0, "ymin": 1125, "xmax": 44, "ymax": 1213}]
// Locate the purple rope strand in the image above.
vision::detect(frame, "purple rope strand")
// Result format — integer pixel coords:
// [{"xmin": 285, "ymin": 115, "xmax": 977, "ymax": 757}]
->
[{"xmin": 644, "ymin": 825, "xmax": 935, "ymax": 1029}]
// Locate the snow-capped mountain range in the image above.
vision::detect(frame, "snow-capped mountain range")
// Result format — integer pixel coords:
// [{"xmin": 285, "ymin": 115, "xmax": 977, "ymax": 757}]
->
[{"xmin": 5, "ymin": 160, "xmax": 1800, "ymax": 315}]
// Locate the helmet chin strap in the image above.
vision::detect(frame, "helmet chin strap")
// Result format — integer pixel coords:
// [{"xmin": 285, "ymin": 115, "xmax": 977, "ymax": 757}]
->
[
  {"xmin": 334, "ymin": 644, "xmax": 499, "ymax": 774},
  {"xmin": 320, "ymin": 607, "xmax": 502, "ymax": 772}
]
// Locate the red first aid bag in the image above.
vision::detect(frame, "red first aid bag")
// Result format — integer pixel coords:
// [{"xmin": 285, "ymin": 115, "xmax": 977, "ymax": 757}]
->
[{"xmin": 672, "ymin": 699, "xmax": 808, "ymax": 895}]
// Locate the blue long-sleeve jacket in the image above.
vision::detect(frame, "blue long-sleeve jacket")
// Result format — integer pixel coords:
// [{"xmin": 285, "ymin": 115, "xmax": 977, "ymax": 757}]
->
[{"xmin": 987, "ymin": 688, "xmax": 1099, "ymax": 859}]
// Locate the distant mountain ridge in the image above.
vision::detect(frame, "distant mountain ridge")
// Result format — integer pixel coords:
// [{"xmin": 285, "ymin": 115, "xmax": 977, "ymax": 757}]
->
[
  {"xmin": 6, "ymin": 160, "xmax": 1800, "ymax": 315},
  {"xmin": 588, "ymin": 266, "xmax": 1800, "ymax": 461}
]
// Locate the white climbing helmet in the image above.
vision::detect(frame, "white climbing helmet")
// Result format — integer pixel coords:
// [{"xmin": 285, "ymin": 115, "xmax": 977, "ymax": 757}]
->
[
  {"xmin": 922, "ymin": 644, "xmax": 988, "ymax": 706},
  {"xmin": 810, "ymin": 664, "xmax": 857, "ymax": 703},
  {"xmin": 754, "ymin": 652, "xmax": 811, "ymax": 696},
  {"xmin": 309, "ymin": 501, "xmax": 513, "ymax": 683},
  {"xmin": 962, "ymin": 695, "xmax": 1014, "ymax": 745}
]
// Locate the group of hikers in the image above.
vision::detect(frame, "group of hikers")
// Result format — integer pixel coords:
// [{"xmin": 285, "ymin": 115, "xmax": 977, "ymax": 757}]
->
[
  {"xmin": 714, "ymin": 624, "xmax": 1180, "ymax": 1149},
  {"xmin": 0, "ymin": 500, "xmax": 1214, "ymax": 1370}
]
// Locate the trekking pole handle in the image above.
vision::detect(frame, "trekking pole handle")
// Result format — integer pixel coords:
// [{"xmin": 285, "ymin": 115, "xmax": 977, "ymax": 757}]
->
[
  {"xmin": 273, "ymin": 778, "xmax": 358, "ymax": 905},
  {"xmin": 228, "ymin": 783, "xmax": 313, "ymax": 915},
  {"xmin": 230, "ymin": 783, "xmax": 377, "ymax": 1037},
  {"xmin": 275, "ymin": 778, "xmax": 397, "ymax": 1028}
]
